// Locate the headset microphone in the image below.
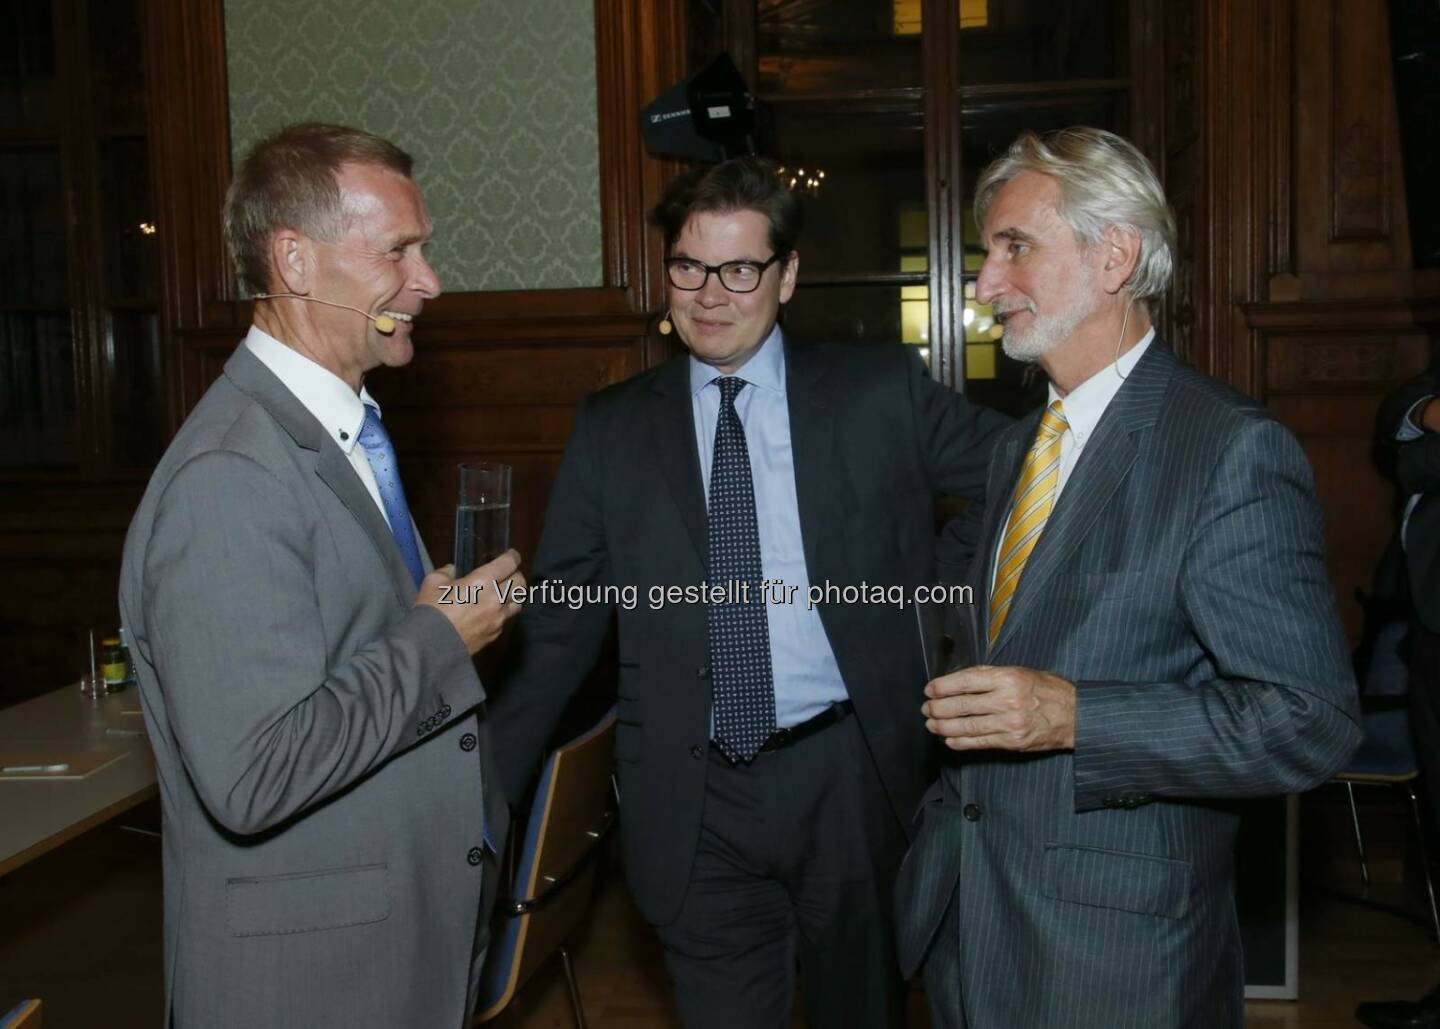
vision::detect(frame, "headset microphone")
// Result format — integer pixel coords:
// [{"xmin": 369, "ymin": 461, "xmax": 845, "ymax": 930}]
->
[{"xmin": 252, "ymin": 293, "xmax": 398, "ymax": 334}]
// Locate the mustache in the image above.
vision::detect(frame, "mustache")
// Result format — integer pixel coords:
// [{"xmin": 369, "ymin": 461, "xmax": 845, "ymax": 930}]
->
[{"xmin": 992, "ymin": 300, "xmax": 1037, "ymax": 321}]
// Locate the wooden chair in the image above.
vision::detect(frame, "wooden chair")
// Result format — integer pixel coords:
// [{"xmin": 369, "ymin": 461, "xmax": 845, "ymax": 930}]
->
[
  {"xmin": 475, "ymin": 707, "xmax": 617, "ymax": 1027},
  {"xmin": 0, "ymin": 1000, "xmax": 41, "ymax": 1029}
]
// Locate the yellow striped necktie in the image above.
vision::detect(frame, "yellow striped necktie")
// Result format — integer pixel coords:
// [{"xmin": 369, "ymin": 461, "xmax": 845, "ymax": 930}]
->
[{"xmin": 988, "ymin": 401, "xmax": 1068, "ymax": 647}]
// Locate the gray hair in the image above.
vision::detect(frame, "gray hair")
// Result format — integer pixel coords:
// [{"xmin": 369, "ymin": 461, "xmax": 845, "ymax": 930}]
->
[
  {"xmin": 974, "ymin": 127, "xmax": 1176, "ymax": 307},
  {"xmin": 223, "ymin": 122, "xmax": 413, "ymax": 295}
]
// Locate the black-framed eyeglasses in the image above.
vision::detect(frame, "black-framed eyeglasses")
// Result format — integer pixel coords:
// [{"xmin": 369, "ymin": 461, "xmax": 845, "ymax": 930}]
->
[{"xmin": 664, "ymin": 254, "xmax": 784, "ymax": 294}]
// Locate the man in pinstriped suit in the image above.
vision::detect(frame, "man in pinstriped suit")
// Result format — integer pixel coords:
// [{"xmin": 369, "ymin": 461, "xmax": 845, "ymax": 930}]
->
[{"xmin": 894, "ymin": 128, "xmax": 1362, "ymax": 1028}]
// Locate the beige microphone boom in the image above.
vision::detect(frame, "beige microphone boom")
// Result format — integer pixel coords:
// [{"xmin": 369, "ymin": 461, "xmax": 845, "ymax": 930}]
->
[{"xmin": 253, "ymin": 293, "xmax": 397, "ymax": 334}]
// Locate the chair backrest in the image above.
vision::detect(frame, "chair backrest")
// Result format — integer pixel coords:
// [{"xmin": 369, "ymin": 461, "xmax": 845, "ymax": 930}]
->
[
  {"xmin": 1341, "ymin": 620, "xmax": 1417, "ymax": 776},
  {"xmin": 476, "ymin": 707, "xmax": 617, "ymax": 1021},
  {"xmin": 1365, "ymin": 620, "xmax": 1411, "ymax": 697},
  {"xmin": 0, "ymin": 999, "xmax": 41, "ymax": 1029}
]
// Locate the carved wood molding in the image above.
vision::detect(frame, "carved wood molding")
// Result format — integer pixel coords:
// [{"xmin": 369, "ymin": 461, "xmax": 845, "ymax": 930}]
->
[{"xmin": 1329, "ymin": 0, "xmax": 1392, "ymax": 243}]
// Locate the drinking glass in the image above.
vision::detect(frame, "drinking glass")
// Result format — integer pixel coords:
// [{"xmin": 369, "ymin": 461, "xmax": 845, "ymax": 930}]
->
[{"xmin": 454, "ymin": 463, "xmax": 511, "ymax": 577}]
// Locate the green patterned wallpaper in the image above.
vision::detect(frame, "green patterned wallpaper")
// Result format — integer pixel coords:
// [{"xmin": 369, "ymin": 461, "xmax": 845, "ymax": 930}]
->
[{"xmin": 225, "ymin": 0, "xmax": 603, "ymax": 292}]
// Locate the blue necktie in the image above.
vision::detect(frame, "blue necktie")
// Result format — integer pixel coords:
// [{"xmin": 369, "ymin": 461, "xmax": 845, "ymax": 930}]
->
[
  {"xmin": 707, "ymin": 377, "xmax": 776, "ymax": 763},
  {"xmin": 356, "ymin": 405, "xmax": 425, "ymax": 590}
]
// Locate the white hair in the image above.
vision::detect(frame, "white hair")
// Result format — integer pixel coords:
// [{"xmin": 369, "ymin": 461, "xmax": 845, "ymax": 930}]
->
[{"xmin": 974, "ymin": 127, "xmax": 1176, "ymax": 308}]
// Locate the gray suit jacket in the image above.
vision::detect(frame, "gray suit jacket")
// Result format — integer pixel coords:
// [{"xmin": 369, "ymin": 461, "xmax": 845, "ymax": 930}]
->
[
  {"xmin": 894, "ymin": 343, "xmax": 1361, "ymax": 1028},
  {"xmin": 119, "ymin": 345, "xmax": 508, "ymax": 1029}
]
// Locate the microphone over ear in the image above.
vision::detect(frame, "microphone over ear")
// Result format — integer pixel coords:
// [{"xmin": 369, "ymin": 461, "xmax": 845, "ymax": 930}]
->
[
  {"xmin": 658, "ymin": 310, "xmax": 673, "ymax": 336},
  {"xmin": 253, "ymin": 293, "xmax": 397, "ymax": 334}
]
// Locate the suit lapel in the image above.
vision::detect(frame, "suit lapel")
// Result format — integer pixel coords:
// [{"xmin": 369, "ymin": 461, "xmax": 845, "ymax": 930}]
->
[
  {"xmin": 986, "ymin": 343, "xmax": 1176, "ymax": 659},
  {"xmin": 647, "ymin": 357, "xmax": 709, "ymax": 572},
  {"xmin": 785, "ymin": 342, "xmax": 842, "ymax": 585},
  {"xmin": 223, "ymin": 345, "xmax": 418, "ymax": 608}
]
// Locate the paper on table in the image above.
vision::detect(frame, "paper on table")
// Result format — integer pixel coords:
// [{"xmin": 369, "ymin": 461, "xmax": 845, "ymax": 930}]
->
[{"xmin": 0, "ymin": 749, "xmax": 126, "ymax": 780}]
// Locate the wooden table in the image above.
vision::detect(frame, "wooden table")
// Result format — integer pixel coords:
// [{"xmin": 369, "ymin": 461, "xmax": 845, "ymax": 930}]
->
[{"xmin": 0, "ymin": 685, "xmax": 157, "ymax": 877}]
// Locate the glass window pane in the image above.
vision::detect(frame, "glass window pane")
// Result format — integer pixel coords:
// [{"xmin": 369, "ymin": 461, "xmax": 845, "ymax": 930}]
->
[
  {"xmin": 0, "ymin": 147, "xmax": 68, "ymax": 307},
  {"xmin": 98, "ymin": 137, "xmax": 158, "ymax": 303},
  {"xmin": 0, "ymin": 0, "xmax": 59, "ymax": 133},
  {"xmin": 784, "ymin": 283, "xmax": 931, "ymax": 356},
  {"xmin": 763, "ymin": 104, "xmax": 925, "ymax": 276},
  {"xmin": 958, "ymin": 0, "xmax": 1129, "ymax": 86},
  {"xmin": 88, "ymin": 0, "xmax": 147, "ymax": 131},
  {"xmin": 0, "ymin": 312, "xmax": 77, "ymax": 467},
  {"xmin": 759, "ymin": 0, "xmax": 924, "ymax": 93},
  {"xmin": 108, "ymin": 310, "xmax": 163, "ymax": 468}
]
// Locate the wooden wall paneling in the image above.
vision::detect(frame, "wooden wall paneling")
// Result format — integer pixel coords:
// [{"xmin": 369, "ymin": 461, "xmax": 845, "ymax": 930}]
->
[
  {"xmin": 1292, "ymin": 0, "xmax": 1416, "ymax": 293},
  {"xmin": 0, "ymin": 481, "xmax": 142, "ymax": 701},
  {"xmin": 1245, "ymin": 302, "xmax": 1433, "ymax": 638},
  {"xmin": 1197, "ymin": 0, "xmax": 1440, "ymax": 644}
]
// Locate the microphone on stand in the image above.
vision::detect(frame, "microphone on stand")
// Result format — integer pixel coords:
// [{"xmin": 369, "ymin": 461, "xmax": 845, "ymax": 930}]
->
[{"xmin": 252, "ymin": 292, "xmax": 398, "ymax": 334}]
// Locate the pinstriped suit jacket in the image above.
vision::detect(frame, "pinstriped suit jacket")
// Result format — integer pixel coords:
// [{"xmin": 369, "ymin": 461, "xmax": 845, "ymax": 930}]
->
[{"xmin": 894, "ymin": 342, "xmax": 1361, "ymax": 1028}]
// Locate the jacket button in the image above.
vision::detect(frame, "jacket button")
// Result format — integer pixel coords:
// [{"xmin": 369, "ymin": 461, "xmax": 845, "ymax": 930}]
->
[
  {"xmin": 962, "ymin": 803, "xmax": 983, "ymax": 822},
  {"xmin": 459, "ymin": 733, "xmax": 477, "ymax": 752},
  {"xmin": 696, "ymin": 664, "xmax": 710, "ymax": 679},
  {"xmin": 467, "ymin": 847, "xmax": 483, "ymax": 866},
  {"xmin": 690, "ymin": 744, "xmax": 704, "ymax": 759}
]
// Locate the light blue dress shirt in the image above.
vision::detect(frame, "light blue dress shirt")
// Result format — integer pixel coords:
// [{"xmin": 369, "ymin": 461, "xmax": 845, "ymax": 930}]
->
[{"xmin": 690, "ymin": 326, "xmax": 849, "ymax": 729}]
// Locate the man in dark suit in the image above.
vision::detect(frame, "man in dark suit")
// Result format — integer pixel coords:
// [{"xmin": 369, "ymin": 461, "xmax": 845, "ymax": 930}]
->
[
  {"xmin": 120, "ymin": 123, "xmax": 521, "ymax": 1028},
  {"xmin": 1356, "ymin": 365, "xmax": 1440, "ymax": 1029},
  {"xmin": 894, "ymin": 127, "xmax": 1361, "ymax": 1028},
  {"xmin": 490, "ymin": 157, "xmax": 1010, "ymax": 1027}
]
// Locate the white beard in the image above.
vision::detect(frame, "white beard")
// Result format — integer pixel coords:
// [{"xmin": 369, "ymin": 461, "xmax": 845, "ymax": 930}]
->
[{"xmin": 998, "ymin": 269, "xmax": 1101, "ymax": 363}]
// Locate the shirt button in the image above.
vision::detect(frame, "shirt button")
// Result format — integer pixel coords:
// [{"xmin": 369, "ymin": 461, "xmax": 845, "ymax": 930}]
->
[
  {"xmin": 962, "ymin": 803, "xmax": 983, "ymax": 822},
  {"xmin": 459, "ymin": 733, "xmax": 477, "ymax": 752},
  {"xmin": 690, "ymin": 744, "xmax": 704, "ymax": 760},
  {"xmin": 467, "ymin": 847, "xmax": 483, "ymax": 866}
]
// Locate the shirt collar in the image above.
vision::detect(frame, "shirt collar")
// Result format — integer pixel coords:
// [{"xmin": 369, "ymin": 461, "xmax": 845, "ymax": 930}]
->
[
  {"xmin": 1047, "ymin": 327, "xmax": 1154, "ymax": 445},
  {"xmin": 688, "ymin": 323, "xmax": 786, "ymax": 398},
  {"xmin": 243, "ymin": 325, "xmax": 378, "ymax": 455}
]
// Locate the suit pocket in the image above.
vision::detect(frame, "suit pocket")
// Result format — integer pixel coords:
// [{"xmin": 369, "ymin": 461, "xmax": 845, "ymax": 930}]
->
[
  {"xmin": 1041, "ymin": 844, "xmax": 1191, "ymax": 920},
  {"xmin": 226, "ymin": 863, "xmax": 390, "ymax": 937}
]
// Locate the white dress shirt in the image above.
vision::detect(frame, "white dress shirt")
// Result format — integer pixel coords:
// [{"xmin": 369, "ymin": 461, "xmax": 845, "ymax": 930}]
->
[
  {"xmin": 1048, "ymin": 327, "xmax": 1155, "ymax": 497},
  {"xmin": 243, "ymin": 326, "xmax": 392, "ymax": 528},
  {"xmin": 991, "ymin": 328, "xmax": 1155, "ymax": 591}
]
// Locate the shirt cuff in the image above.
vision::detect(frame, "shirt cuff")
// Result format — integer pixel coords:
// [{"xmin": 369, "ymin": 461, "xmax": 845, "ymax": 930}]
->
[{"xmin": 1397, "ymin": 396, "xmax": 1434, "ymax": 441}]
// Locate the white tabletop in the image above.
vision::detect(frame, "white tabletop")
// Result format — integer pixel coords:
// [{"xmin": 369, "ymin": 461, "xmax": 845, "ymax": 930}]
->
[{"xmin": 0, "ymin": 685, "xmax": 157, "ymax": 877}]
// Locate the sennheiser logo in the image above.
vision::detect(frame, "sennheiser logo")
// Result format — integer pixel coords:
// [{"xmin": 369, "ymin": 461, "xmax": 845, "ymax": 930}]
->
[{"xmin": 649, "ymin": 110, "xmax": 688, "ymax": 124}]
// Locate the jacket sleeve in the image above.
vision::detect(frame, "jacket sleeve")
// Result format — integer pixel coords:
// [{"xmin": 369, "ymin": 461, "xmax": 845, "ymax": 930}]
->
[
  {"xmin": 488, "ymin": 395, "xmax": 617, "ymax": 801},
  {"xmin": 1071, "ymin": 417, "xmax": 1362, "ymax": 809},
  {"xmin": 907, "ymin": 349, "xmax": 1014, "ymax": 580},
  {"xmin": 142, "ymin": 449, "xmax": 481, "ymax": 836}
]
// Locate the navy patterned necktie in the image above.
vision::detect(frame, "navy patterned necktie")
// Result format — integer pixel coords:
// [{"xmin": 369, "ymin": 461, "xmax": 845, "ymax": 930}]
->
[
  {"xmin": 356, "ymin": 404, "xmax": 426, "ymax": 589},
  {"xmin": 707, "ymin": 376, "xmax": 776, "ymax": 762}
]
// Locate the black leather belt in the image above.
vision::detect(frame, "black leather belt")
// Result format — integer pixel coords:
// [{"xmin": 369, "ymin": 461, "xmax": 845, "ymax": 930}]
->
[{"xmin": 710, "ymin": 700, "xmax": 855, "ymax": 759}]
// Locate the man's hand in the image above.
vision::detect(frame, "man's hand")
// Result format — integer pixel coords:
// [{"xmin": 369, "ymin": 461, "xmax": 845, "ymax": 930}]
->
[
  {"xmin": 417, "ymin": 549, "xmax": 526, "ymax": 656},
  {"xmin": 921, "ymin": 665, "xmax": 1077, "ymax": 751},
  {"xmin": 1420, "ymin": 396, "xmax": 1440, "ymax": 433}
]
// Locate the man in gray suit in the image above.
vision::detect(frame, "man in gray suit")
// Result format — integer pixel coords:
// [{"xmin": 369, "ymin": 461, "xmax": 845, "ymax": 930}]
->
[
  {"xmin": 119, "ymin": 123, "xmax": 521, "ymax": 1028},
  {"xmin": 894, "ymin": 127, "xmax": 1362, "ymax": 1028}
]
